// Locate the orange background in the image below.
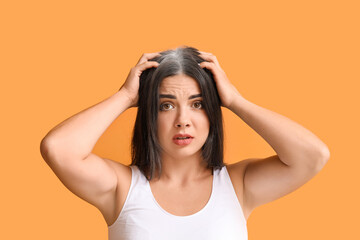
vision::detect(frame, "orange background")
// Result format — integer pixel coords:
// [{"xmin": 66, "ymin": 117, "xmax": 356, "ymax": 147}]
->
[{"xmin": 1, "ymin": 0, "xmax": 359, "ymax": 239}]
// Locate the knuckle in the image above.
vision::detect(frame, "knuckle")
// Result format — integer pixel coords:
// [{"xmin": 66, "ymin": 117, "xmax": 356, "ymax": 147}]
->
[{"xmin": 132, "ymin": 65, "xmax": 140, "ymax": 71}]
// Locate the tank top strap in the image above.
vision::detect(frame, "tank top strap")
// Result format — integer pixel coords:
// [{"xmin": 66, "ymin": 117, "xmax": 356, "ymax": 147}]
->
[
  {"xmin": 108, "ymin": 164, "xmax": 248, "ymax": 240},
  {"xmin": 129, "ymin": 165, "xmax": 147, "ymax": 184},
  {"xmin": 214, "ymin": 165, "xmax": 247, "ymax": 224}
]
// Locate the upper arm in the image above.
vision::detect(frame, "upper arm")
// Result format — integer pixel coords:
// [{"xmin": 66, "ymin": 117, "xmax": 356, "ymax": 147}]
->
[
  {"xmin": 41, "ymin": 142, "xmax": 119, "ymax": 211},
  {"xmin": 242, "ymin": 154, "xmax": 325, "ymax": 214}
]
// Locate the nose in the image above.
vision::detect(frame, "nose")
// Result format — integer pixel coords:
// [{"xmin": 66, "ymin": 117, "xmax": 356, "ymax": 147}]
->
[
  {"xmin": 176, "ymin": 122, "xmax": 190, "ymax": 128},
  {"xmin": 175, "ymin": 107, "xmax": 191, "ymax": 128}
]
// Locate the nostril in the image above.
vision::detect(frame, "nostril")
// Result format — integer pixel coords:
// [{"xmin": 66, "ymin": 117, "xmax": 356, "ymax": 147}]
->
[{"xmin": 176, "ymin": 123, "xmax": 190, "ymax": 128}]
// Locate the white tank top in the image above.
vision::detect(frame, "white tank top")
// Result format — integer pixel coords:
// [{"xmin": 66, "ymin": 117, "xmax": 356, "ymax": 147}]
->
[{"xmin": 108, "ymin": 165, "xmax": 248, "ymax": 240}]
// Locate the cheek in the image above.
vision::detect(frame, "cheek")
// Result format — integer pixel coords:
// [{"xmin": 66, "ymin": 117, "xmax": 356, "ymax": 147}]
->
[
  {"xmin": 157, "ymin": 114, "xmax": 171, "ymax": 138},
  {"xmin": 197, "ymin": 113, "xmax": 210, "ymax": 134}
]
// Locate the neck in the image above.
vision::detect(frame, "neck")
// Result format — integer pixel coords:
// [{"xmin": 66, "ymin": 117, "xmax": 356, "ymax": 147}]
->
[{"xmin": 154, "ymin": 151, "xmax": 212, "ymax": 185}]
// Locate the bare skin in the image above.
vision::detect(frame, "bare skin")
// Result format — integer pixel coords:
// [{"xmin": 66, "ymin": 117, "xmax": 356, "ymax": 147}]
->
[
  {"xmin": 40, "ymin": 49, "xmax": 330, "ymax": 227},
  {"xmin": 102, "ymin": 159, "xmax": 249, "ymax": 225}
]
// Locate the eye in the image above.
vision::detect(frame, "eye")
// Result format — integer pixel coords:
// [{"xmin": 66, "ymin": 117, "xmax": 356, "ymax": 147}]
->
[
  {"xmin": 159, "ymin": 103, "xmax": 174, "ymax": 111},
  {"xmin": 192, "ymin": 101, "xmax": 203, "ymax": 109}
]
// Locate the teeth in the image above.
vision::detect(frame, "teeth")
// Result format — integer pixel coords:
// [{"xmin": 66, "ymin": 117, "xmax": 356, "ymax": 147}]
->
[{"xmin": 177, "ymin": 137, "xmax": 189, "ymax": 139}]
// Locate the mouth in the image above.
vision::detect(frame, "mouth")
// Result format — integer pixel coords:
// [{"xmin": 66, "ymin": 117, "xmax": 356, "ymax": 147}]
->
[
  {"xmin": 173, "ymin": 134, "xmax": 194, "ymax": 140},
  {"xmin": 175, "ymin": 136, "xmax": 192, "ymax": 140},
  {"xmin": 172, "ymin": 134, "xmax": 194, "ymax": 146}
]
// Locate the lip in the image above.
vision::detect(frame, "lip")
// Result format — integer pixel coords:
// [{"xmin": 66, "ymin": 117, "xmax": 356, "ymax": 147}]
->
[
  {"xmin": 172, "ymin": 133, "xmax": 194, "ymax": 139},
  {"xmin": 172, "ymin": 134, "xmax": 194, "ymax": 146}
]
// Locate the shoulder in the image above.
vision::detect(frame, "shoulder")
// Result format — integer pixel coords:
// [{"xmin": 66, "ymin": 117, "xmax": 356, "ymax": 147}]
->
[
  {"xmin": 226, "ymin": 160, "xmax": 248, "ymax": 193},
  {"xmin": 226, "ymin": 158, "xmax": 254, "ymax": 182},
  {"xmin": 103, "ymin": 159, "xmax": 132, "ymax": 192},
  {"xmin": 226, "ymin": 158, "xmax": 258, "ymax": 221},
  {"xmin": 101, "ymin": 159, "xmax": 133, "ymax": 226}
]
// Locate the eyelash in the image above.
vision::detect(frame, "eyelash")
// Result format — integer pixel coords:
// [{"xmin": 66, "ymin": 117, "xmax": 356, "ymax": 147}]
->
[
  {"xmin": 159, "ymin": 103, "xmax": 172, "ymax": 111},
  {"xmin": 159, "ymin": 101, "xmax": 203, "ymax": 111},
  {"xmin": 192, "ymin": 101, "xmax": 203, "ymax": 109}
]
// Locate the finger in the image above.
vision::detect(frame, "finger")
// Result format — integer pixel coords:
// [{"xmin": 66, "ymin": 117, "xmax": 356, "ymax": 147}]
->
[
  {"xmin": 199, "ymin": 61, "xmax": 217, "ymax": 72},
  {"xmin": 136, "ymin": 60, "xmax": 159, "ymax": 73},
  {"xmin": 198, "ymin": 52, "xmax": 220, "ymax": 68},
  {"xmin": 137, "ymin": 52, "xmax": 161, "ymax": 65},
  {"xmin": 198, "ymin": 51, "xmax": 215, "ymax": 57},
  {"xmin": 198, "ymin": 51, "xmax": 212, "ymax": 55}
]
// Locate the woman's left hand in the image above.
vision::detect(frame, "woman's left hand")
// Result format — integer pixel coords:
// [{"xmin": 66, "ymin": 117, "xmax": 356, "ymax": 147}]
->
[{"xmin": 198, "ymin": 51, "xmax": 243, "ymax": 110}]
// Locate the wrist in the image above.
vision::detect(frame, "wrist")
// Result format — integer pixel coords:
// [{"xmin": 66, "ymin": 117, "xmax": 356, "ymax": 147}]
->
[
  {"xmin": 116, "ymin": 88, "xmax": 137, "ymax": 109},
  {"xmin": 228, "ymin": 94, "xmax": 248, "ymax": 115}
]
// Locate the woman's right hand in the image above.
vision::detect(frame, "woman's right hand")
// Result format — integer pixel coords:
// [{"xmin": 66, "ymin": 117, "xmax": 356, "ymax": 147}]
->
[{"xmin": 119, "ymin": 52, "xmax": 161, "ymax": 108}]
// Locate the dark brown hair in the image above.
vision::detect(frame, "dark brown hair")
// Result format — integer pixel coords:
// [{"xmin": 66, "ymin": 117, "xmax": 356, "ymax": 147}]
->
[{"xmin": 130, "ymin": 45, "xmax": 224, "ymax": 180}]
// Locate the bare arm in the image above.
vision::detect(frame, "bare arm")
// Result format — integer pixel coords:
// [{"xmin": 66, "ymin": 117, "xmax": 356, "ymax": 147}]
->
[
  {"xmin": 229, "ymin": 96, "xmax": 330, "ymax": 168},
  {"xmin": 199, "ymin": 51, "xmax": 330, "ymax": 217},
  {"xmin": 229, "ymin": 95, "xmax": 330, "ymax": 213},
  {"xmin": 40, "ymin": 53, "xmax": 160, "ymax": 215},
  {"xmin": 40, "ymin": 89, "xmax": 133, "ymax": 161}
]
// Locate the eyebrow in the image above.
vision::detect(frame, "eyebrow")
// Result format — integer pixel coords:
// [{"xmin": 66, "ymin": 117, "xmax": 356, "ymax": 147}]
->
[{"xmin": 159, "ymin": 94, "xmax": 202, "ymax": 100}]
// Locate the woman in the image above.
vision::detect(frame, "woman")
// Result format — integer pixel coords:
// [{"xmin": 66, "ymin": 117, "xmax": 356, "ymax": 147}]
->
[{"xmin": 40, "ymin": 46, "xmax": 330, "ymax": 239}]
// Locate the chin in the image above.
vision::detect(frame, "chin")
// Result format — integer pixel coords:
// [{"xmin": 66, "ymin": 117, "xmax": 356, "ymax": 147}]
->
[{"xmin": 163, "ymin": 147, "xmax": 202, "ymax": 160}]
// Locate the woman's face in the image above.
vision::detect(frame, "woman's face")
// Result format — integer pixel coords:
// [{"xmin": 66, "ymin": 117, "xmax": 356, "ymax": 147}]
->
[{"xmin": 157, "ymin": 74, "xmax": 210, "ymax": 160}]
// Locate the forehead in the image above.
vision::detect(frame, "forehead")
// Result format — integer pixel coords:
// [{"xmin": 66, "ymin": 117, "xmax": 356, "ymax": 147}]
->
[{"xmin": 159, "ymin": 74, "xmax": 201, "ymax": 93}]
